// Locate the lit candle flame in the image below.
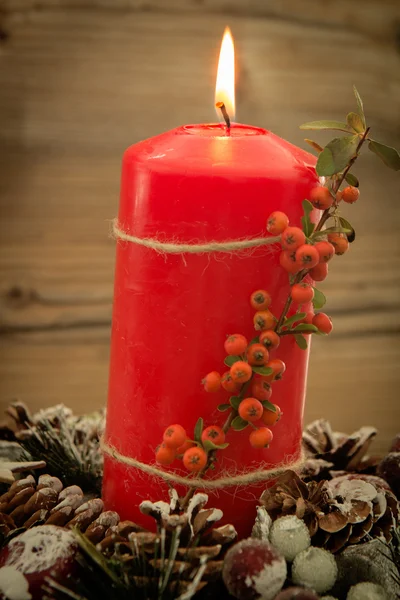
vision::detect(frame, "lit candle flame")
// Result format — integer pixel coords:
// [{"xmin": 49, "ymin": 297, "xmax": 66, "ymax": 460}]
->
[{"xmin": 215, "ymin": 27, "xmax": 235, "ymax": 121}]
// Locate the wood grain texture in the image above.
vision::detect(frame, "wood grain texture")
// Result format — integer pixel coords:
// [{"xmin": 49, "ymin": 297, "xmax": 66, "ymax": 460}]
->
[{"xmin": 0, "ymin": 8, "xmax": 399, "ymax": 449}]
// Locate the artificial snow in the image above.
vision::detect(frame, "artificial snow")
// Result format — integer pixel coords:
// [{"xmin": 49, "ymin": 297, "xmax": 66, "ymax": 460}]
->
[
  {"xmin": 347, "ymin": 582, "xmax": 388, "ymax": 600},
  {"xmin": 269, "ymin": 515, "xmax": 311, "ymax": 561},
  {"xmin": 0, "ymin": 566, "xmax": 31, "ymax": 600},
  {"xmin": 292, "ymin": 546, "xmax": 338, "ymax": 594}
]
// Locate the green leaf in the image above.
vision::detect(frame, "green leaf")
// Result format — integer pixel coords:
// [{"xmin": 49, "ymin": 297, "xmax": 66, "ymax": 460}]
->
[
  {"xmin": 344, "ymin": 172, "xmax": 359, "ymax": 187},
  {"xmin": 346, "ymin": 112, "xmax": 364, "ymax": 133},
  {"xmin": 217, "ymin": 403, "xmax": 230, "ymax": 412},
  {"xmin": 231, "ymin": 416, "xmax": 249, "ymax": 431},
  {"xmin": 229, "ymin": 396, "xmax": 241, "ymax": 410},
  {"xmin": 262, "ymin": 400, "xmax": 276, "ymax": 412},
  {"xmin": 368, "ymin": 140, "xmax": 400, "ymax": 171},
  {"xmin": 203, "ymin": 440, "xmax": 229, "ymax": 452},
  {"xmin": 224, "ymin": 355, "xmax": 241, "ymax": 367},
  {"xmin": 339, "ymin": 216, "xmax": 356, "ymax": 243},
  {"xmin": 301, "ymin": 199, "xmax": 315, "ymax": 237},
  {"xmin": 312, "ymin": 288, "xmax": 326, "ymax": 310},
  {"xmin": 252, "ymin": 366, "xmax": 274, "ymax": 376},
  {"xmin": 284, "ymin": 313, "xmax": 307, "ymax": 328},
  {"xmin": 353, "ymin": 85, "xmax": 366, "ymax": 129},
  {"xmin": 249, "ymin": 336, "xmax": 260, "ymax": 346},
  {"xmin": 292, "ymin": 323, "xmax": 319, "ymax": 333},
  {"xmin": 304, "ymin": 139, "xmax": 324, "ymax": 153},
  {"xmin": 316, "ymin": 135, "xmax": 359, "ymax": 176},
  {"xmin": 312, "ymin": 226, "xmax": 351, "ymax": 239},
  {"xmin": 295, "ymin": 334, "xmax": 308, "ymax": 349},
  {"xmin": 194, "ymin": 418, "xmax": 203, "ymax": 443},
  {"xmin": 300, "ymin": 120, "xmax": 351, "ymax": 133}
]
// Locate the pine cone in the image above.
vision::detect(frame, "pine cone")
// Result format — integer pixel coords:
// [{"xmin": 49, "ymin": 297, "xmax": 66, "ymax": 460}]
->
[
  {"xmin": 302, "ymin": 419, "xmax": 380, "ymax": 480},
  {"xmin": 0, "ymin": 473, "xmax": 119, "ymax": 545},
  {"xmin": 259, "ymin": 470, "xmax": 399, "ymax": 553},
  {"xmin": 97, "ymin": 489, "xmax": 237, "ymax": 596}
]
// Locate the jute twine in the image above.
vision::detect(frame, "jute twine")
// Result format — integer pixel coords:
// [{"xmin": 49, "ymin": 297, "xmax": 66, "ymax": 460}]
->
[
  {"xmin": 100, "ymin": 437, "xmax": 305, "ymax": 490},
  {"xmin": 112, "ymin": 219, "xmax": 280, "ymax": 255}
]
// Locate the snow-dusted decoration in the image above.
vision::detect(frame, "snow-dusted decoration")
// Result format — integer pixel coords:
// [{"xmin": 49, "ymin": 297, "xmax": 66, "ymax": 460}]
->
[
  {"xmin": 292, "ymin": 546, "xmax": 338, "ymax": 594},
  {"xmin": 269, "ymin": 515, "xmax": 311, "ymax": 561}
]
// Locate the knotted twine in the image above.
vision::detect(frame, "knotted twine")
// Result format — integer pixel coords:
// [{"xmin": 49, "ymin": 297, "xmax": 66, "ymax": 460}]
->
[{"xmin": 105, "ymin": 219, "xmax": 305, "ymax": 489}]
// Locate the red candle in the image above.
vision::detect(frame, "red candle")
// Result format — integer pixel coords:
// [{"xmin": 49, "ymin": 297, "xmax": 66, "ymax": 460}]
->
[{"xmin": 102, "ymin": 30, "xmax": 318, "ymax": 537}]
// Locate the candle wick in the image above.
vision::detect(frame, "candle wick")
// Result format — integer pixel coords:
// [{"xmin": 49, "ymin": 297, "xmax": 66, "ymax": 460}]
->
[{"xmin": 216, "ymin": 101, "xmax": 231, "ymax": 133}]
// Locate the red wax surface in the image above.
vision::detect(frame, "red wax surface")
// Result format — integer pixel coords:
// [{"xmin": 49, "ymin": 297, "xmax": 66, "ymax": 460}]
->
[{"xmin": 103, "ymin": 123, "xmax": 318, "ymax": 537}]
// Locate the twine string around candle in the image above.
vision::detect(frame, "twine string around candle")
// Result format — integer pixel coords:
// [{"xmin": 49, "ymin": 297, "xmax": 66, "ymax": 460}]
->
[
  {"xmin": 112, "ymin": 219, "xmax": 280, "ymax": 255},
  {"xmin": 100, "ymin": 437, "xmax": 305, "ymax": 490}
]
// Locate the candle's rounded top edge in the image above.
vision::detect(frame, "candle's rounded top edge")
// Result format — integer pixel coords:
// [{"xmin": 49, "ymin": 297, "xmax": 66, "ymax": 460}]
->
[{"xmin": 181, "ymin": 123, "xmax": 268, "ymax": 138}]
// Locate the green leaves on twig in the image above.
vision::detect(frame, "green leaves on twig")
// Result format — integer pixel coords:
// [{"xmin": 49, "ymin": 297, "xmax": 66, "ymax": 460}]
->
[
  {"xmin": 312, "ymin": 288, "xmax": 326, "ymax": 310},
  {"xmin": 368, "ymin": 140, "xmax": 400, "ymax": 171},
  {"xmin": 301, "ymin": 200, "xmax": 315, "ymax": 237},
  {"xmin": 316, "ymin": 135, "xmax": 359, "ymax": 176}
]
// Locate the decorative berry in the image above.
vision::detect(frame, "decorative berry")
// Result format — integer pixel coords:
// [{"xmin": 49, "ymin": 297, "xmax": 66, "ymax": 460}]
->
[
  {"xmin": 292, "ymin": 546, "xmax": 338, "ymax": 594},
  {"xmin": 249, "ymin": 427, "xmax": 273, "ymax": 448},
  {"xmin": 274, "ymin": 588, "xmax": 320, "ymax": 600},
  {"xmin": 261, "ymin": 405, "xmax": 281, "ymax": 426},
  {"xmin": 281, "ymin": 227, "xmax": 306, "ymax": 251},
  {"xmin": 269, "ymin": 515, "xmax": 311, "ymax": 562},
  {"xmin": 267, "ymin": 211, "xmax": 289, "ymax": 235},
  {"xmin": 309, "ymin": 186, "xmax": 334, "ymax": 210},
  {"xmin": 163, "ymin": 424, "xmax": 187, "ymax": 449},
  {"xmin": 377, "ymin": 452, "xmax": 400, "ymax": 497},
  {"xmin": 259, "ymin": 330, "xmax": 280, "ymax": 350},
  {"xmin": 280, "ymin": 250, "xmax": 301, "ymax": 274},
  {"xmin": 265, "ymin": 358, "xmax": 286, "ymax": 381},
  {"xmin": 238, "ymin": 398, "xmax": 264, "ymax": 423},
  {"xmin": 156, "ymin": 443, "xmax": 176, "ymax": 465},
  {"xmin": 295, "ymin": 244, "xmax": 320, "ymax": 269},
  {"xmin": 247, "ymin": 344, "xmax": 269, "ymax": 366},
  {"xmin": 291, "ymin": 283, "xmax": 314, "ymax": 304},
  {"xmin": 251, "ymin": 379, "xmax": 272, "ymax": 401},
  {"xmin": 221, "ymin": 371, "xmax": 241, "ymax": 393},
  {"xmin": 328, "ymin": 233, "xmax": 349, "ymax": 255},
  {"xmin": 230, "ymin": 361, "xmax": 253, "ymax": 383},
  {"xmin": 312, "ymin": 312, "xmax": 333, "ymax": 334},
  {"xmin": 224, "ymin": 334, "xmax": 248, "ymax": 356},
  {"xmin": 183, "ymin": 447, "xmax": 207, "ymax": 472},
  {"xmin": 0, "ymin": 525, "xmax": 78, "ymax": 600},
  {"xmin": 309, "ymin": 262, "xmax": 329, "ymax": 281},
  {"xmin": 222, "ymin": 538, "xmax": 287, "ymax": 600},
  {"xmin": 315, "ymin": 240, "xmax": 335, "ymax": 263},
  {"xmin": 299, "ymin": 311, "xmax": 314, "ymax": 326},
  {"xmin": 253, "ymin": 310, "xmax": 275, "ymax": 331},
  {"xmin": 176, "ymin": 439, "xmax": 195, "ymax": 455},
  {"xmin": 201, "ymin": 425, "xmax": 226, "ymax": 446},
  {"xmin": 347, "ymin": 582, "xmax": 387, "ymax": 600},
  {"xmin": 341, "ymin": 185, "xmax": 360, "ymax": 204},
  {"xmin": 202, "ymin": 371, "xmax": 221, "ymax": 392},
  {"xmin": 250, "ymin": 290, "xmax": 272, "ymax": 311}
]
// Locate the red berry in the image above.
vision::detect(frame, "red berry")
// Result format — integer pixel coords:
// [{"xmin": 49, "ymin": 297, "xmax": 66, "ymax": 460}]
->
[
  {"xmin": 315, "ymin": 240, "xmax": 335, "ymax": 263},
  {"xmin": 290, "ymin": 283, "xmax": 314, "ymax": 304},
  {"xmin": 202, "ymin": 371, "xmax": 221, "ymax": 392},
  {"xmin": 265, "ymin": 358, "xmax": 286, "ymax": 382},
  {"xmin": 259, "ymin": 330, "xmax": 280, "ymax": 350},
  {"xmin": 163, "ymin": 424, "xmax": 187, "ymax": 449},
  {"xmin": 298, "ymin": 311, "xmax": 314, "ymax": 326},
  {"xmin": 247, "ymin": 343, "xmax": 269, "ymax": 366},
  {"xmin": 309, "ymin": 186, "xmax": 334, "ymax": 210},
  {"xmin": 261, "ymin": 404, "xmax": 281, "ymax": 426},
  {"xmin": 281, "ymin": 227, "xmax": 306, "ymax": 251},
  {"xmin": 342, "ymin": 185, "xmax": 359, "ymax": 204},
  {"xmin": 309, "ymin": 262, "xmax": 328, "ymax": 281},
  {"xmin": 253, "ymin": 310, "xmax": 276, "ymax": 331},
  {"xmin": 183, "ymin": 447, "xmax": 207, "ymax": 472},
  {"xmin": 295, "ymin": 244, "xmax": 319, "ymax": 269},
  {"xmin": 230, "ymin": 361, "xmax": 253, "ymax": 383},
  {"xmin": 251, "ymin": 379, "xmax": 272, "ymax": 401},
  {"xmin": 156, "ymin": 443, "xmax": 176, "ymax": 465},
  {"xmin": 176, "ymin": 439, "xmax": 195, "ymax": 455},
  {"xmin": 201, "ymin": 425, "xmax": 225, "ymax": 446},
  {"xmin": 267, "ymin": 211, "xmax": 289, "ymax": 235},
  {"xmin": 238, "ymin": 398, "xmax": 264, "ymax": 422},
  {"xmin": 221, "ymin": 371, "xmax": 241, "ymax": 393},
  {"xmin": 280, "ymin": 250, "xmax": 301, "ymax": 274},
  {"xmin": 250, "ymin": 290, "xmax": 272, "ymax": 311},
  {"xmin": 328, "ymin": 233, "xmax": 349, "ymax": 255},
  {"xmin": 224, "ymin": 334, "xmax": 248, "ymax": 356},
  {"xmin": 312, "ymin": 312, "xmax": 333, "ymax": 334},
  {"xmin": 249, "ymin": 427, "xmax": 273, "ymax": 448}
]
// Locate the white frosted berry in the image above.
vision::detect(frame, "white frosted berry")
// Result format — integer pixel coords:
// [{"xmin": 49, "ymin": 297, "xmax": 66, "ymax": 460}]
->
[
  {"xmin": 223, "ymin": 538, "xmax": 287, "ymax": 600},
  {"xmin": 321, "ymin": 597, "xmax": 339, "ymax": 600},
  {"xmin": 0, "ymin": 566, "xmax": 31, "ymax": 600},
  {"xmin": 347, "ymin": 582, "xmax": 388, "ymax": 600},
  {"xmin": 292, "ymin": 546, "xmax": 337, "ymax": 594},
  {"xmin": 270, "ymin": 515, "xmax": 310, "ymax": 561}
]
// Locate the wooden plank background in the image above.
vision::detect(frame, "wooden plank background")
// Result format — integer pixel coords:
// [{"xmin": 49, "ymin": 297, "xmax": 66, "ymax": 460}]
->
[{"xmin": 0, "ymin": 2, "xmax": 399, "ymax": 454}]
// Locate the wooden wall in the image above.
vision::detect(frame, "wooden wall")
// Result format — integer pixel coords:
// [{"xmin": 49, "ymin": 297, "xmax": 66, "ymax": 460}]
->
[{"xmin": 0, "ymin": 2, "xmax": 399, "ymax": 454}]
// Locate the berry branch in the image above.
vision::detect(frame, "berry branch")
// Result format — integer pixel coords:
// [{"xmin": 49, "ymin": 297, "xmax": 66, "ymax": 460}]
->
[{"xmin": 155, "ymin": 87, "xmax": 400, "ymax": 492}]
